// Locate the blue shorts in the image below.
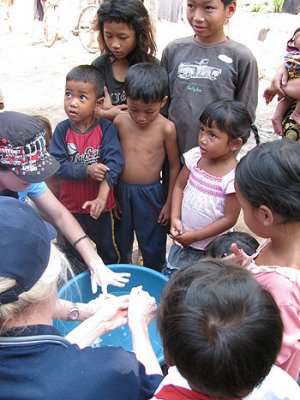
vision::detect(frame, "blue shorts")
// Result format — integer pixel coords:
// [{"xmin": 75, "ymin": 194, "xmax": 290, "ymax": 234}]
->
[
  {"xmin": 116, "ymin": 181, "xmax": 167, "ymax": 271},
  {"xmin": 162, "ymin": 243, "xmax": 205, "ymax": 278}
]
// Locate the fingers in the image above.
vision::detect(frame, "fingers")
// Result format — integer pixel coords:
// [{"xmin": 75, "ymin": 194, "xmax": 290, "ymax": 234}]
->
[
  {"xmin": 90, "ymin": 273, "xmax": 99, "ymax": 295},
  {"xmin": 130, "ymin": 285, "xmax": 143, "ymax": 296},
  {"xmin": 112, "ymin": 273, "xmax": 130, "ymax": 284},
  {"xmin": 82, "ymin": 201, "xmax": 102, "ymax": 219},
  {"xmin": 82, "ymin": 201, "xmax": 90, "ymax": 210},
  {"xmin": 116, "ymin": 104, "xmax": 128, "ymax": 111},
  {"xmin": 230, "ymin": 242, "xmax": 241, "ymax": 257}
]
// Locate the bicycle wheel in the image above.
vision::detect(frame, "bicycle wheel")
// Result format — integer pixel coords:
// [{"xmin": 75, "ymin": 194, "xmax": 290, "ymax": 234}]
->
[
  {"xmin": 43, "ymin": 5, "xmax": 59, "ymax": 48},
  {"xmin": 78, "ymin": 5, "xmax": 99, "ymax": 54}
]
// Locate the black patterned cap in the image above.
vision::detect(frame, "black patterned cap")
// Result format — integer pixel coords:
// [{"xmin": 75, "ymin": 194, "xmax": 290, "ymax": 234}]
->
[{"xmin": 0, "ymin": 111, "xmax": 59, "ymax": 182}]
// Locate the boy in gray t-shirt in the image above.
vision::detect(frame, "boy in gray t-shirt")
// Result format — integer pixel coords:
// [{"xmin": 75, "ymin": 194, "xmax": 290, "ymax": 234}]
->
[{"xmin": 161, "ymin": 0, "xmax": 258, "ymax": 154}]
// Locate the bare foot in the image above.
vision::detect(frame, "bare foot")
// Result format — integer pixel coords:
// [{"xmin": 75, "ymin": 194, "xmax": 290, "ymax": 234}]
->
[
  {"xmin": 271, "ymin": 115, "xmax": 283, "ymax": 136},
  {"xmin": 271, "ymin": 97, "xmax": 293, "ymax": 135}
]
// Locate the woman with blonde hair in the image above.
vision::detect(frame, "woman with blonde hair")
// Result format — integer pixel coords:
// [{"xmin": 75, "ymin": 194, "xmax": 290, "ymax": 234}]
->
[{"xmin": 0, "ymin": 197, "xmax": 162, "ymax": 399}]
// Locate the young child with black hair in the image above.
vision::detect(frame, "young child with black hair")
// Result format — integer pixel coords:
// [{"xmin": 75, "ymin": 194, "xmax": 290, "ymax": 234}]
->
[
  {"xmin": 114, "ymin": 62, "xmax": 180, "ymax": 271},
  {"xmin": 234, "ymin": 139, "xmax": 300, "ymax": 381},
  {"xmin": 153, "ymin": 259, "xmax": 300, "ymax": 399},
  {"xmin": 50, "ymin": 65, "xmax": 124, "ymax": 266},
  {"xmin": 163, "ymin": 100, "xmax": 260, "ymax": 277},
  {"xmin": 92, "ymin": 0, "xmax": 157, "ymax": 121},
  {"xmin": 205, "ymin": 230, "xmax": 259, "ymax": 258}
]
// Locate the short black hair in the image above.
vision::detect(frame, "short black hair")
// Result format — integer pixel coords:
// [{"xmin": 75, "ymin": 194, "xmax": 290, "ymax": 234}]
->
[
  {"xmin": 205, "ymin": 231, "xmax": 259, "ymax": 258},
  {"xmin": 125, "ymin": 62, "xmax": 168, "ymax": 103},
  {"xmin": 200, "ymin": 99, "xmax": 260, "ymax": 145},
  {"xmin": 66, "ymin": 65, "xmax": 104, "ymax": 98},
  {"xmin": 158, "ymin": 259, "xmax": 282, "ymax": 398},
  {"xmin": 235, "ymin": 139, "xmax": 300, "ymax": 224}
]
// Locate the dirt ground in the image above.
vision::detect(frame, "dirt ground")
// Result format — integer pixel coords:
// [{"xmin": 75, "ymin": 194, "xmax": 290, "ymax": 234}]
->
[{"xmin": 1, "ymin": 7, "xmax": 299, "ymax": 248}]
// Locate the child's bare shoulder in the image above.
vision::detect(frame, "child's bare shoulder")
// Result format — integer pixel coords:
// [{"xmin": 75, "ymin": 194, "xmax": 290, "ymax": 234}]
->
[
  {"xmin": 114, "ymin": 112, "xmax": 131, "ymax": 129},
  {"xmin": 159, "ymin": 114, "xmax": 177, "ymax": 137}
]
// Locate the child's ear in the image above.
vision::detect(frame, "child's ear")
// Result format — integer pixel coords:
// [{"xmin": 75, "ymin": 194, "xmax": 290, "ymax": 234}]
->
[
  {"xmin": 258, "ymin": 205, "xmax": 274, "ymax": 227},
  {"xmin": 226, "ymin": 1, "xmax": 236, "ymax": 18},
  {"xmin": 230, "ymin": 138, "xmax": 243, "ymax": 152},
  {"xmin": 160, "ymin": 96, "xmax": 168, "ymax": 108},
  {"xmin": 95, "ymin": 97, "xmax": 104, "ymax": 113}
]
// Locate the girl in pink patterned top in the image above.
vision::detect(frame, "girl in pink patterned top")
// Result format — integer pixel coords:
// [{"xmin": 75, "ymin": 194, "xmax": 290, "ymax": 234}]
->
[
  {"xmin": 163, "ymin": 100, "xmax": 260, "ymax": 277},
  {"xmin": 234, "ymin": 139, "xmax": 300, "ymax": 381}
]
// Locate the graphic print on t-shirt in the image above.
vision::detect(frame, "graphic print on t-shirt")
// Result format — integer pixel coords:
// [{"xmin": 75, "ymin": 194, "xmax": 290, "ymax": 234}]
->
[
  {"xmin": 67, "ymin": 142, "xmax": 100, "ymax": 165},
  {"xmin": 178, "ymin": 59, "xmax": 222, "ymax": 81}
]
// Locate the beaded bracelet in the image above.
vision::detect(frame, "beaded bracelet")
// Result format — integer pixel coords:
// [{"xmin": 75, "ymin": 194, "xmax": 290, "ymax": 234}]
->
[{"xmin": 73, "ymin": 234, "xmax": 88, "ymax": 248}]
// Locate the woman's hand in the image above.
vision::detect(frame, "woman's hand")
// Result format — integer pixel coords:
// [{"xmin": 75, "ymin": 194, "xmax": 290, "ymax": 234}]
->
[
  {"xmin": 271, "ymin": 64, "xmax": 289, "ymax": 98},
  {"xmin": 88, "ymin": 256, "xmax": 130, "ymax": 295},
  {"xmin": 65, "ymin": 295, "xmax": 130, "ymax": 348},
  {"xmin": 94, "ymin": 295, "xmax": 130, "ymax": 333}
]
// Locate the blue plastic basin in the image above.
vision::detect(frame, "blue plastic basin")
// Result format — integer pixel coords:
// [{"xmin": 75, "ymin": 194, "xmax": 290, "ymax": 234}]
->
[{"xmin": 54, "ymin": 264, "xmax": 168, "ymax": 365}]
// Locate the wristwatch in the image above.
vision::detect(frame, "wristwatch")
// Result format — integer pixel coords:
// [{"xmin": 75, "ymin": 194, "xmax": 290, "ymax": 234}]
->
[{"xmin": 67, "ymin": 303, "xmax": 80, "ymax": 321}]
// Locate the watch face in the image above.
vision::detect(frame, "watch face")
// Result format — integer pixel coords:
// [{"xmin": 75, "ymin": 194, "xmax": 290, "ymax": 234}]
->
[{"xmin": 68, "ymin": 307, "xmax": 79, "ymax": 321}]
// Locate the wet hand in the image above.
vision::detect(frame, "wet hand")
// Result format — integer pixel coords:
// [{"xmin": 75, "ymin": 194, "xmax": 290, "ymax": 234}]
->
[
  {"xmin": 89, "ymin": 258, "xmax": 130, "ymax": 295},
  {"xmin": 128, "ymin": 286, "xmax": 157, "ymax": 329}
]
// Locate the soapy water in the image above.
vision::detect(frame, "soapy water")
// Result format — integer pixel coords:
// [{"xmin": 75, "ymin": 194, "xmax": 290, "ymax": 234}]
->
[{"xmin": 55, "ymin": 265, "xmax": 168, "ymax": 364}]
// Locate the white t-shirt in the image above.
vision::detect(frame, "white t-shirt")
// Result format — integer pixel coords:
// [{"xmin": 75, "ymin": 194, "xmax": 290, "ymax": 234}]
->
[
  {"xmin": 153, "ymin": 365, "xmax": 300, "ymax": 399},
  {"xmin": 181, "ymin": 147, "xmax": 235, "ymax": 250}
]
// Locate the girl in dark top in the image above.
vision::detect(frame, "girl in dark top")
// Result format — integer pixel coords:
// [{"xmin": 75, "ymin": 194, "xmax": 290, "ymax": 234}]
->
[{"xmin": 92, "ymin": 0, "xmax": 157, "ymax": 120}]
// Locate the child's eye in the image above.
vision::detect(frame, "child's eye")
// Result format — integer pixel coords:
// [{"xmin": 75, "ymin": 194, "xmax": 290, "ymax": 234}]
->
[
  {"xmin": 65, "ymin": 92, "xmax": 71, "ymax": 98},
  {"xmin": 80, "ymin": 95, "xmax": 88, "ymax": 101}
]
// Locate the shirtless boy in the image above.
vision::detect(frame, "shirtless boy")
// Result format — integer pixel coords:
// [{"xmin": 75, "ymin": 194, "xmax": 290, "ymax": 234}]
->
[{"xmin": 114, "ymin": 63, "xmax": 180, "ymax": 271}]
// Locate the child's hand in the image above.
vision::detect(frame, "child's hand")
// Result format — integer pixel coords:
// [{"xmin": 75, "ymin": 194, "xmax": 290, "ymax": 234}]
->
[
  {"xmin": 128, "ymin": 286, "xmax": 157, "ymax": 330},
  {"xmin": 102, "ymin": 86, "xmax": 113, "ymax": 110},
  {"xmin": 102, "ymin": 87, "xmax": 128, "ymax": 116},
  {"xmin": 87, "ymin": 163, "xmax": 110, "ymax": 181},
  {"xmin": 263, "ymin": 87, "xmax": 276, "ymax": 104},
  {"xmin": 157, "ymin": 203, "xmax": 170, "ymax": 226},
  {"xmin": 172, "ymin": 231, "xmax": 196, "ymax": 247},
  {"xmin": 82, "ymin": 196, "xmax": 106, "ymax": 219},
  {"xmin": 101, "ymin": 105, "xmax": 128, "ymax": 121},
  {"xmin": 222, "ymin": 243, "xmax": 251, "ymax": 267},
  {"xmin": 170, "ymin": 218, "xmax": 183, "ymax": 238}
]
